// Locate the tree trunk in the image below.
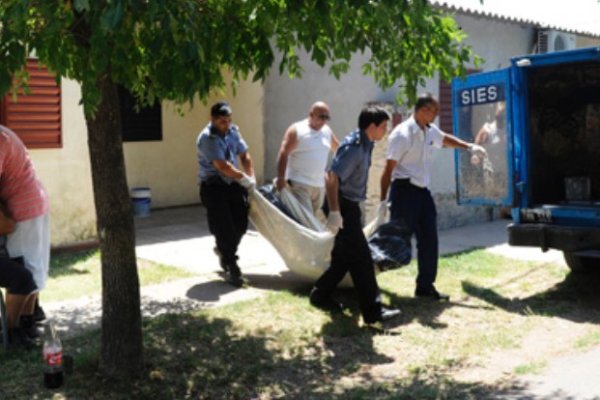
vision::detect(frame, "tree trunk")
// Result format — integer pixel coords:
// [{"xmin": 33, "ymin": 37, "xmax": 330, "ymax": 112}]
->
[{"xmin": 83, "ymin": 75, "xmax": 143, "ymax": 376}]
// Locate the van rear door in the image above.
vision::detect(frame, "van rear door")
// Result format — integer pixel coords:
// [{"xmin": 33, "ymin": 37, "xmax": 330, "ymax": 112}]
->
[{"xmin": 452, "ymin": 69, "xmax": 514, "ymax": 207}]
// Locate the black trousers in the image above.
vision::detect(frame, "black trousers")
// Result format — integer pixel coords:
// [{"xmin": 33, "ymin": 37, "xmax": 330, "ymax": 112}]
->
[
  {"xmin": 200, "ymin": 182, "xmax": 249, "ymax": 265},
  {"xmin": 389, "ymin": 179, "xmax": 438, "ymax": 291},
  {"xmin": 315, "ymin": 195, "xmax": 382, "ymax": 323},
  {"xmin": 0, "ymin": 257, "xmax": 37, "ymax": 295}
]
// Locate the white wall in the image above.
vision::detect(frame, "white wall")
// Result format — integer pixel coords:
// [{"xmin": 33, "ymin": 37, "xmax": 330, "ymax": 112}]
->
[
  {"xmin": 263, "ymin": 51, "xmax": 387, "ymax": 180},
  {"xmin": 31, "ymin": 78, "xmax": 96, "ymax": 245},
  {"xmin": 124, "ymin": 78, "xmax": 265, "ymax": 208}
]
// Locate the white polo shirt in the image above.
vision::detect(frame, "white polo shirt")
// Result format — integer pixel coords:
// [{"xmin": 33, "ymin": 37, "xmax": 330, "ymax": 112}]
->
[{"xmin": 386, "ymin": 116, "xmax": 445, "ymax": 188}]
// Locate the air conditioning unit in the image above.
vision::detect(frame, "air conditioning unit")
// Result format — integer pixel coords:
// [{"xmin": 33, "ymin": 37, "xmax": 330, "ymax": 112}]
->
[{"xmin": 537, "ymin": 30, "xmax": 576, "ymax": 53}]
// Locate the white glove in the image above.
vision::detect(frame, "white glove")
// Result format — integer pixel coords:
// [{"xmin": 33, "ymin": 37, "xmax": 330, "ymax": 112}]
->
[
  {"xmin": 377, "ymin": 201, "xmax": 388, "ymax": 221},
  {"xmin": 326, "ymin": 211, "xmax": 344, "ymax": 235},
  {"xmin": 468, "ymin": 144, "xmax": 487, "ymax": 160},
  {"xmin": 238, "ymin": 174, "xmax": 256, "ymax": 191}
]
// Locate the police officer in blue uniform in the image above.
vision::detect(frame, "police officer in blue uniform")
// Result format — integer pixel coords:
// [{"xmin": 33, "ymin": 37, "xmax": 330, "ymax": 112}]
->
[
  {"xmin": 310, "ymin": 106, "xmax": 401, "ymax": 327},
  {"xmin": 197, "ymin": 101, "xmax": 256, "ymax": 286}
]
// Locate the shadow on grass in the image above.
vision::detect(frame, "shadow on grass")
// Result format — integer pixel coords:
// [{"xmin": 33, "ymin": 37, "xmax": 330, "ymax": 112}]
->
[
  {"xmin": 228, "ymin": 269, "xmax": 493, "ymax": 332},
  {"xmin": 49, "ymin": 250, "xmax": 97, "ymax": 278},
  {"xmin": 462, "ymin": 269, "xmax": 600, "ymax": 324},
  {"xmin": 439, "ymin": 246, "xmax": 485, "ymax": 259},
  {"xmin": 0, "ymin": 312, "xmax": 544, "ymax": 400},
  {"xmin": 185, "ymin": 279, "xmax": 247, "ymax": 303}
]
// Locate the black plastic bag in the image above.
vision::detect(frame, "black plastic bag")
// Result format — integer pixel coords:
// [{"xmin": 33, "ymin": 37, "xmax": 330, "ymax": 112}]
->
[{"xmin": 368, "ymin": 220, "xmax": 412, "ymax": 271}]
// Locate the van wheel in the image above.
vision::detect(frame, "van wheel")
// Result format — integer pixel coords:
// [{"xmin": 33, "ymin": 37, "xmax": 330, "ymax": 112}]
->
[{"xmin": 563, "ymin": 252, "xmax": 599, "ymax": 274}]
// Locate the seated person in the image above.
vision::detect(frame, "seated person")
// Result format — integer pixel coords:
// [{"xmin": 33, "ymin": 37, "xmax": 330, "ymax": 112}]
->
[
  {"xmin": 0, "ymin": 203, "xmax": 37, "ymax": 349},
  {"xmin": 0, "ymin": 253, "xmax": 37, "ymax": 349}
]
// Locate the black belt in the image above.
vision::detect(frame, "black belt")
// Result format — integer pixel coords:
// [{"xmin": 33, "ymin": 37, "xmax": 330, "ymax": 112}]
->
[
  {"xmin": 202, "ymin": 176, "xmax": 229, "ymax": 187},
  {"xmin": 394, "ymin": 178, "xmax": 427, "ymax": 191}
]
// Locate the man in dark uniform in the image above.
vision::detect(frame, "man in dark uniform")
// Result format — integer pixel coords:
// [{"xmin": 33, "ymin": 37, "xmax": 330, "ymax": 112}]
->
[
  {"xmin": 309, "ymin": 106, "xmax": 401, "ymax": 327},
  {"xmin": 196, "ymin": 101, "xmax": 256, "ymax": 286}
]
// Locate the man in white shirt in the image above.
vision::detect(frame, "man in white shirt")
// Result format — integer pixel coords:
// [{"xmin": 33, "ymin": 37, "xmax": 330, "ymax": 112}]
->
[
  {"xmin": 276, "ymin": 101, "xmax": 339, "ymax": 216},
  {"xmin": 379, "ymin": 93, "xmax": 487, "ymax": 301}
]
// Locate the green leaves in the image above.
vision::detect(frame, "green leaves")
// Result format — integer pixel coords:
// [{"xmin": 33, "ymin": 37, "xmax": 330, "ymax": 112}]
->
[
  {"xmin": 73, "ymin": 0, "xmax": 90, "ymax": 13},
  {"xmin": 100, "ymin": 2, "xmax": 124, "ymax": 31},
  {"xmin": 0, "ymin": 0, "xmax": 479, "ymax": 111}
]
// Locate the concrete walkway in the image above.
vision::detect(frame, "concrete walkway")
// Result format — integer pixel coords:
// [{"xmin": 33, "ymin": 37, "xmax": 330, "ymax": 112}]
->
[{"xmin": 46, "ymin": 205, "xmax": 566, "ymax": 337}]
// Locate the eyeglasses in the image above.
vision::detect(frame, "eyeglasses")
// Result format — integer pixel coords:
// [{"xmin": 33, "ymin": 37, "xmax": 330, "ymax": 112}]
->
[{"xmin": 317, "ymin": 114, "xmax": 331, "ymax": 121}]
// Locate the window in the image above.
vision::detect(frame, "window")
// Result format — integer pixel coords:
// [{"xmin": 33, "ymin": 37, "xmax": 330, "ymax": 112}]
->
[
  {"xmin": 119, "ymin": 87, "xmax": 162, "ymax": 142},
  {"xmin": 0, "ymin": 59, "xmax": 61, "ymax": 149},
  {"xmin": 439, "ymin": 69, "xmax": 480, "ymax": 134}
]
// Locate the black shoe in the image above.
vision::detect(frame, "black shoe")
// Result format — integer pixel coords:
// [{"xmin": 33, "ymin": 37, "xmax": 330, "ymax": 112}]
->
[
  {"xmin": 225, "ymin": 263, "xmax": 245, "ymax": 287},
  {"xmin": 415, "ymin": 287, "xmax": 450, "ymax": 301},
  {"xmin": 20, "ymin": 315, "xmax": 41, "ymax": 339},
  {"xmin": 380, "ymin": 306, "xmax": 402, "ymax": 321},
  {"xmin": 213, "ymin": 247, "xmax": 229, "ymax": 273},
  {"xmin": 364, "ymin": 306, "xmax": 402, "ymax": 325},
  {"xmin": 33, "ymin": 299, "xmax": 46, "ymax": 322},
  {"xmin": 309, "ymin": 288, "xmax": 343, "ymax": 313}
]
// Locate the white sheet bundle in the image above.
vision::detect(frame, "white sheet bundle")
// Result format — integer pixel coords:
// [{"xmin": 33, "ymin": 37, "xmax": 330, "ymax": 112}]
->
[{"xmin": 248, "ymin": 187, "xmax": 382, "ymax": 287}]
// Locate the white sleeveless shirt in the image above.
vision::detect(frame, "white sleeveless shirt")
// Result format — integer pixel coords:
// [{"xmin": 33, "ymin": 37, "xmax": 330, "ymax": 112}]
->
[{"xmin": 285, "ymin": 118, "xmax": 333, "ymax": 188}]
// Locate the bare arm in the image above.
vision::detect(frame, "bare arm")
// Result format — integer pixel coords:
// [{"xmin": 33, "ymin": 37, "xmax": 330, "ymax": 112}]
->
[
  {"xmin": 330, "ymin": 132, "xmax": 340, "ymax": 153},
  {"xmin": 325, "ymin": 171, "xmax": 340, "ymax": 212},
  {"xmin": 0, "ymin": 205, "xmax": 16, "ymax": 236},
  {"xmin": 470, "ymin": 127, "xmax": 489, "ymax": 165},
  {"xmin": 474, "ymin": 126, "xmax": 489, "ymax": 145},
  {"xmin": 276, "ymin": 125, "xmax": 298, "ymax": 190},
  {"xmin": 380, "ymin": 159, "xmax": 397, "ymax": 201},
  {"xmin": 442, "ymin": 133, "xmax": 473, "ymax": 150},
  {"xmin": 212, "ymin": 151, "xmax": 254, "ymax": 181},
  {"xmin": 239, "ymin": 151, "xmax": 254, "ymax": 177}
]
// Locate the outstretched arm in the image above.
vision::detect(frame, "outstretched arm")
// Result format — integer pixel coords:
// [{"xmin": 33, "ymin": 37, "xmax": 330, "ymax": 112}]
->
[
  {"xmin": 212, "ymin": 159, "xmax": 246, "ymax": 180},
  {"xmin": 443, "ymin": 133, "xmax": 487, "ymax": 161}
]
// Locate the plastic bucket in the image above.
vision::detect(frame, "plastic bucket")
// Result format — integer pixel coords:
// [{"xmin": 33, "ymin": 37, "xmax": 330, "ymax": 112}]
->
[{"xmin": 131, "ymin": 187, "xmax": 151, "ymax": 217}]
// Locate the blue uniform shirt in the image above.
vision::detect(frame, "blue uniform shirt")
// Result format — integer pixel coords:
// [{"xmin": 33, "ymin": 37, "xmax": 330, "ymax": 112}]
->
[
  {"xmin": 196, "ymin": 123, "xmax": 249, "ymax": 184},
  {"xmin": 330, "ymin": 129, "xmax": 374, "ymax": 202}
]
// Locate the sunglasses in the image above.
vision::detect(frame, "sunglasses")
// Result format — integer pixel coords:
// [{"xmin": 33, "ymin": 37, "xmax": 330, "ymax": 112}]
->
[{"xmin": 317, "ymin": 114, "xmax": 331, "ymax": 121}]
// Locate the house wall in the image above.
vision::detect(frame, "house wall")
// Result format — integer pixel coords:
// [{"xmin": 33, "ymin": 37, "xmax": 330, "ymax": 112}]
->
[
  {"xmin": 263, "ymin": 14, "xmax": 534, "ymax": 228},
  {"xmin": 124, "ymin": 78, "xmax": 265, "ymax": 208},
  {"xmin": 30, "ymin": 78, "xmax": 96, "ymax": 245},
  {"xmin": 576, "ymin": 36, "xmax": 600, "ymax": 48},
  {"xmin": 28, "ymin": 77, "xmax": 264, "ymax": 246}
]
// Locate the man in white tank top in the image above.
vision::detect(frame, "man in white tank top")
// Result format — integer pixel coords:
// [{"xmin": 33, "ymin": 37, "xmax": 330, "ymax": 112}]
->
[{"xmin": 276, "ymin": 101, "xmax": 339, "ymax": 215}]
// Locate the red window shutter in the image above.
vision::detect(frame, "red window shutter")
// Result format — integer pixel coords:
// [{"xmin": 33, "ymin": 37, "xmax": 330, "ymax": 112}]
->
[
  {"xmin": 0, "ymin": 59, "xmax": 61, "ymax": 149},
  {"xmin": 439, "ymin": 69, "xmax": 480, "ymax": 135},
  {"xmin": 439, "ymin": 79, "xmax": 454, "ymax": 134}
]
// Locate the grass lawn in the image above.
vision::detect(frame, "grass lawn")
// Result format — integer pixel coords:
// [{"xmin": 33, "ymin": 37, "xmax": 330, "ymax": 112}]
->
[
  {"xmin": 42, "ymin": 250, "xmax": 195, "ymax": 302},
  {"xmin": 3, "ymin": 249, "xmax": 600, "ymax": 399}
]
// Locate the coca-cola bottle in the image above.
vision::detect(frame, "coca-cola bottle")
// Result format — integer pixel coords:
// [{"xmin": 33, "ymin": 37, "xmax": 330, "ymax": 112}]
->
[{"xmin": 43, "ymin": 323, "xmax": 64, "ymax": 389}]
